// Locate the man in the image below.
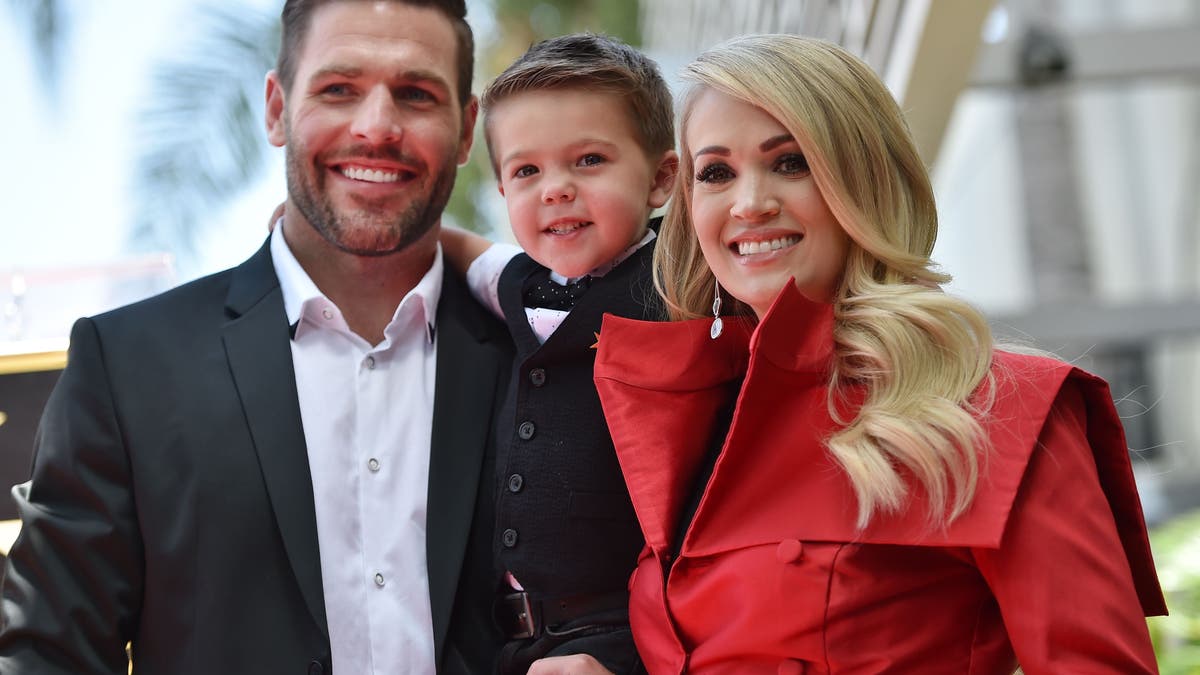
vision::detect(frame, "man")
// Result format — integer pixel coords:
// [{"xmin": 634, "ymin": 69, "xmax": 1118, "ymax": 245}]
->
[{"xmin": 0, "ymin": 1, "xmax": 511, "ymax": 673}]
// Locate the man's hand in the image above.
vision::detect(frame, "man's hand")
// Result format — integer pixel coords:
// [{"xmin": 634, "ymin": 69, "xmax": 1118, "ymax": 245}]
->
[{"xmin": 527, "ymin": 654, "xmax": 616, "ymax": 675}]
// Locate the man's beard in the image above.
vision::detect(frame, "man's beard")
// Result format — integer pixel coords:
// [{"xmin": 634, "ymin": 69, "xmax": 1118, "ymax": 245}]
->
[{"xmin": 285, "ymin": 141, "xmax": 457, "ymax": 257}]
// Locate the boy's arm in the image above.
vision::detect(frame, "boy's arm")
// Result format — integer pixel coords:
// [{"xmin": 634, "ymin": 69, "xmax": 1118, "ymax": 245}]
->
[
  {"xmin": 442, "ymin": 225, "xmax": 521, "ymax": 319},
  {"xmin": 440, "ymin": 225, "xmax": 495, "ymax": 276}
]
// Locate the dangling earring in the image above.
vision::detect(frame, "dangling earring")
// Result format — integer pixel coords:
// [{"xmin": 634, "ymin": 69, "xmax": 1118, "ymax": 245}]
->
[{"xmin": 710, "ymin": 278, "xmax": 723, "ymax": 340}]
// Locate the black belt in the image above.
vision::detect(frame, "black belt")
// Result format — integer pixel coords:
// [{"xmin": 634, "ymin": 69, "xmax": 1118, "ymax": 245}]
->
[{"xmin": 493, "ymin": 589, "xmax": 630, "ymax": 640}]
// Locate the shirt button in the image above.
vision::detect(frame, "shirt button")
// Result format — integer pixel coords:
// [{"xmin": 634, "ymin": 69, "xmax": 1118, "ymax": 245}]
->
[
  {"xmin": 507, "ymin": 474, "xmax": 524, "ymax": 493},
  {"xmin": 502, "ymin": 528, "xmax": 519, "ymax": 548},
  {"xmin": 776, "ymin": 539, "xmax": 804, "ymax": 564},
  {"xmin": 368, "ymin": 458, "xmax": 381, "ymax": 472},
  {"xmin": 517, "ymin": 421, "xmax": 536, "ymax": 440},
  {"xmin": 374, "ymin": 572, "xmax": 386, "ymax": 587},
  {"xmin": 528, "ymin": 368, "xmax": 547, "ymax": 387},
  {"xmin": 364, "ymin": 355, "xmax": 376, "ymax": 370},
  {"xmin": 322, "ymin": 308, "xmax": 333, "ymax": 320}
]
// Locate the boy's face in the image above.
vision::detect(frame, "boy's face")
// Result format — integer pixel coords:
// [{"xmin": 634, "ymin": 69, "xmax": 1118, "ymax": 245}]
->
[{"xmin": 489, "ymin": 89, "xmax": 676, "ymax": 278}]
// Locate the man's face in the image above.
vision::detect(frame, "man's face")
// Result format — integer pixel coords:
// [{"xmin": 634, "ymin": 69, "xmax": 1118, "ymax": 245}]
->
[{"xmin": 265, "ymin": 1, "xmax": 477, "ymax": 256}]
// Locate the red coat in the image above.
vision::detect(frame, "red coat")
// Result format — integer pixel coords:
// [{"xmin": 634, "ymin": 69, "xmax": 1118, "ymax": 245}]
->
[{"xmin": 594, "ymin": 283, "xmax": 1166, "ymax": 674}]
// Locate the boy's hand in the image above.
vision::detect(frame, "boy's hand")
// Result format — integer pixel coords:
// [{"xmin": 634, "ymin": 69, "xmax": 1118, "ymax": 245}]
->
[
  {"xmin": 440, "ymin": 224, "xmax": 493, "ymax": 276},
  {"xmin": 267, "ymin": 202, "xmax": 286, "ymax": 231},
  {"xmin": 527, "ymin": 654, "xmax": 615, "ymax": 675}
]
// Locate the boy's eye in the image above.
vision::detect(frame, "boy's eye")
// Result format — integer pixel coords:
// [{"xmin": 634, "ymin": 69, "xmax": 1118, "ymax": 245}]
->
[
  {"xmin": 774, "ymin": 153, "xmax": 810, "ymax": 177},
  {"xmin": 513, "ymin": 165, "xmax": 538, "ymax": 179},
  {"xmin": 577, "ymin": 154, "xmax": 605, "ymax": 167},
  {"xmin": 695, "ymin": 162, "xmax": 734, "ymax": 184}
]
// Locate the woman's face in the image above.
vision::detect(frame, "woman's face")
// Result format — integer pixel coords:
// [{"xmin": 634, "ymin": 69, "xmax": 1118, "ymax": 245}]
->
[{"xmin": 686, "ymin": 88, "xmax": 850, "ymax": 319}]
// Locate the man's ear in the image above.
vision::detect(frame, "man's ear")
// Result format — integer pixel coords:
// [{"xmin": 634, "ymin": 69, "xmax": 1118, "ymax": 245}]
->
[
  {"xmin": 457, "ymin": 96, "xmax": 480, "ymax": 165},
  {"xmin": 648, "ymin": 150, "xmax": 679, "ymax": 210},
  {"xmin": 265, "ymin": 71, "xmax": 287, "ymax": 148}
]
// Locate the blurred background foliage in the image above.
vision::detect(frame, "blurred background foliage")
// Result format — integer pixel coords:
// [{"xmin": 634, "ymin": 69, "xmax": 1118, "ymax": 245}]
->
[
  {"xmin": 6, "ymin": 0, "xmax": 640, "ymax": 263},
  {"xmin": 1148, "ymin": 509, "xmax": 1200, "ymax": 673}
]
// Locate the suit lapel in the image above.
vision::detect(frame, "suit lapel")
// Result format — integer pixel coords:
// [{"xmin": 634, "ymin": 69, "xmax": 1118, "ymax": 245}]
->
[
  {"xmin": 426, "ymin": 268, "xmax": 507, "ymax": 662},
  {"xmin": 220, "ymin": 241, "xmax": 328, "ymax": 638}
]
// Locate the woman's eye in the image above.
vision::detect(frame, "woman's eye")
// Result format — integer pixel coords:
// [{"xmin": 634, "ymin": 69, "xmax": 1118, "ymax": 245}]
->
[
  {"xmin": 695, "ymin": 163, "xmax": 734, "ymax": 184},
  {"xmin": 577, "ymin": 154, "xmax": 605, "ymax": 167},
  {"xmin": 513, "ymin": 165, "xmax": 538, "ymax": 179},
  {"xmin": 775, "ymin": 153, "xmax": 810, "ymax": 176}
]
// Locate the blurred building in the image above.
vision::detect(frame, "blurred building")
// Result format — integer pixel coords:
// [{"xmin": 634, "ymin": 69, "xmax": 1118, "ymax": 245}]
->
[{"xmin": 642, "ymin": 0, "xmax": 1200, "ymax": 523}]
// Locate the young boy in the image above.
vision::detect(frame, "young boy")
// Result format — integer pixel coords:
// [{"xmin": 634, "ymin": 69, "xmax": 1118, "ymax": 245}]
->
[{"xmin": 441, "ymin": 33, "xmax": 676, "ymax": 675}]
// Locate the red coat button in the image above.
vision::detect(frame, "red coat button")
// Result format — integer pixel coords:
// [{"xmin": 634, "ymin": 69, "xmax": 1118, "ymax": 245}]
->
[
  {"xmin": 778, "ymin": 659, "xmax": 805, "ymax": 675},
  {"xmin": 776, "ymin": 539, "xmax": 803, "ymax": 564}
]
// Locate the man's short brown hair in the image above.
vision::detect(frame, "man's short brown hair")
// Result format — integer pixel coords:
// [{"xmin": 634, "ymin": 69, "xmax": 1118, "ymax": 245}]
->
[
  {"xmin": 481, "ymin": 33, "xmax": 675, "ymax": 173},
  {"xmin": 276, "ymin": 0, "xmax": 475, "ymax": 106}
]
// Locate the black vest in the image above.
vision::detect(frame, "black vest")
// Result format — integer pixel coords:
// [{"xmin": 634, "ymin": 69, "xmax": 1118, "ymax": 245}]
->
[{"xmin": 493, "ymin": 238, "xmax": 662, "ymax": 598}]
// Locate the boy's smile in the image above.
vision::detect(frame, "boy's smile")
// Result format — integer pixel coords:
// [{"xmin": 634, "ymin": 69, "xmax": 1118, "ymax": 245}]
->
[{"xmin": 489, "ymin": 88, "xmax": 675, "ymax": 279}]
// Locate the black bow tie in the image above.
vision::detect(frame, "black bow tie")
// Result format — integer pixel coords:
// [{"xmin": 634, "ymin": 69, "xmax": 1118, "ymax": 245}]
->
[{"xmin": 523, "ymin": 274, "xmax": 592, "ymax": 311}]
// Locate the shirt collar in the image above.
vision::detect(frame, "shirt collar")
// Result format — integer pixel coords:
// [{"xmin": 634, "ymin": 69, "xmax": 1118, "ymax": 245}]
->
[
  {"xmin": 548, "ymin": 228, "xmax": 656, "ymax": 286},
  {"xmin": 270, "ymin": 220, "xmax": 442, "ymax": 344}
]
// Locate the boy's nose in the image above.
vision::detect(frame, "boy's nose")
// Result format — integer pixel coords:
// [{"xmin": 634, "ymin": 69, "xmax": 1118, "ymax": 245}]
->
[
  {"xmin": 541, "ymin": 182, "xmax": 576, "ymax": 204},
  {"xmin": 350, "ymin": 86, "xmax": 403, "ymax": 144}
]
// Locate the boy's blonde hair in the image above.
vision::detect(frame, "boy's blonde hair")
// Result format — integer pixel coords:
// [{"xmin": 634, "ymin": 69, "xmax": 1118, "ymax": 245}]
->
[
  {"xmin": 655, "ymin": 34, "xmax": 996, "ymax": 529},
  {"xmin": 481, "ymin": 33, "xmax": 674, "ymax": 176}
]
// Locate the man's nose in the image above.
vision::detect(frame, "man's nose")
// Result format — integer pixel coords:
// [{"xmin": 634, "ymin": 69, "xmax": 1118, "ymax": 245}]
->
[{"xmin": 349, "ymin": 86, "xmax": 403, "ymax": 144}]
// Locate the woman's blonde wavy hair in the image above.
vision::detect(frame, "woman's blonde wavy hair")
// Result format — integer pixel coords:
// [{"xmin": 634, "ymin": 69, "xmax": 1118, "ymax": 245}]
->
[{"xmin": 654, "ymin": 34, "xmax": 996, "ymax": 529}]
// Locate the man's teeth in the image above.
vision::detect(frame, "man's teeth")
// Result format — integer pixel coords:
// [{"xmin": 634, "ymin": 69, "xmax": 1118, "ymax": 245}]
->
[
  {"xmin": 341, "ymin": 167, "xmax": 401, "ymax": 183},
  {"xmin": 737, "ymin": 235, "xmax": 802, "ymax": 256},
  {"xmin": 548, "ymin": 222, "xmax": 591, "ymax": 234}
]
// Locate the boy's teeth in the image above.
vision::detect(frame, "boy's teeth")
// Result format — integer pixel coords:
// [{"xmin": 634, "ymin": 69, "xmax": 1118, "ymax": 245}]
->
[
  {"xmin": 737, "ymin": 235, "xmax": 802, "ymax": 256},
  {"xmin": 341, "ymin": 167, "xmax": 400, "ymax": 183},
  {"xmin": 548, "ymin": 221, "xmax": 590, "ymax": 233}
]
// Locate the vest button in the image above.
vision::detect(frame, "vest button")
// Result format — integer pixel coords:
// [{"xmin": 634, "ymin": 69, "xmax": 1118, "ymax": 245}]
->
[
  {"xmin": 529, "ymin": 368, "xmax": 547, "ymax": 387},
  {"xmin": 308, "ymin": 660, "xmax": 325, "ymax": 675},
  {"xmin": 502, "ymin": 528, "xmax": 519, "ymax": 548},
  {"xmin": 518, "ymin": 421, "xmax": 536, "ymax": 440},
  {"xmin": 507, "ymin": 474, "xmax": 524, "ymax": 493}
]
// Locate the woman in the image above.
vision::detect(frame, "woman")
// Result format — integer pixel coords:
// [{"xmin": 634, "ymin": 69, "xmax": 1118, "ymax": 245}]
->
[{"xmin": 592, "ymin": 35, "xmax": 1166, "ymax": 673}]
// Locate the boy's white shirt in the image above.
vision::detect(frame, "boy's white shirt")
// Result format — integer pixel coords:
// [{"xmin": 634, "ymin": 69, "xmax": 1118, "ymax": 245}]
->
[{"xmin": 465, "ymin": 229, "xmax": 657, "ymax": 345}]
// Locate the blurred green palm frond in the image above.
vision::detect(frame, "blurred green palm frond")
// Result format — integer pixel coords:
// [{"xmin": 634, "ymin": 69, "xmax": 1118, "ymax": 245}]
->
[{"xmin": 128, "ymin": 4, "xmax": 280, "ymax": 261}]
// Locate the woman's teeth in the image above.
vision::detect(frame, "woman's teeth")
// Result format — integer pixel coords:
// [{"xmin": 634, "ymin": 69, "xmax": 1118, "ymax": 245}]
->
[{"xmin": 736, "ymin": 235, "xmax": 802, "ymax": 256}]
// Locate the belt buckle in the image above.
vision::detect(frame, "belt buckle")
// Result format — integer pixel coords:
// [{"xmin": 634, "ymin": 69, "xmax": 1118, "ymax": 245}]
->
[{"xmin": 496, "ymin": 591, "xmax": 536, "ymax": 640}]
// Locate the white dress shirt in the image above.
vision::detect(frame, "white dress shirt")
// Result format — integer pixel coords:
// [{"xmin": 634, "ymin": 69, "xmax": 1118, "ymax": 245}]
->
[
  {"xmin": 270, "ymin": 224, "xmax": 439, "ymax": 674},
  {"xmin": 466, "ymin": 229, "xmax": 656, "ymax": 344}
]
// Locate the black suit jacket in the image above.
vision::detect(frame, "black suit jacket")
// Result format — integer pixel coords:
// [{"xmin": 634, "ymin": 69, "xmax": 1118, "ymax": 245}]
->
[{"xmin": 0, "ymin": 240, "xmax": 512, "ymax": 674}]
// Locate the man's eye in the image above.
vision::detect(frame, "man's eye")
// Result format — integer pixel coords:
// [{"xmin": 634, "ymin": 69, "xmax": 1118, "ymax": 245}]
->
[
  {"xmin": 321, "ymin": 84, "xmax": 352, "ymax": 96},
  {"xmin": 695, "ymin": 163, "xmax": 734, "ymax": 184},
  {"xmin": 775, "ymin": 153, "xmax": 810, "ymax": 176},
  {"xmin": 398, "ymin": 87, "xmax": 435, "ymax": 102},
  {"xmin": 577, "ymin": 154, "xmax": 605, "ymax": 167},
  {"xmin": 513, "ymin": 165, "xmax": 538, "ymax": 179}
]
